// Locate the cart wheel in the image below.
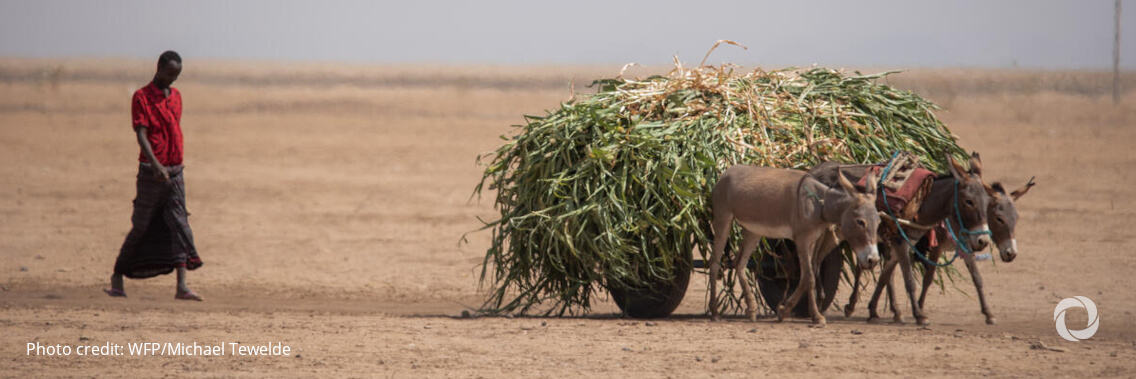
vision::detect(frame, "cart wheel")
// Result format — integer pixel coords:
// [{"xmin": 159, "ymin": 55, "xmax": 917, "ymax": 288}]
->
[
  {"xmin": 756, "ymin": 240, "xmax": 843, "ymax": 318},
  {"xmin": 608, "ymin": 248, "xmax": 693, "ymax": 319}
]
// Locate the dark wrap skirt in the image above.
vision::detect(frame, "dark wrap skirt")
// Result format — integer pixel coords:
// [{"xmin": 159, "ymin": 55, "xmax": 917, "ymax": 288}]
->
[{"xmin": 113, "ymin": 163, "xmax": 202, "ymax": 279}]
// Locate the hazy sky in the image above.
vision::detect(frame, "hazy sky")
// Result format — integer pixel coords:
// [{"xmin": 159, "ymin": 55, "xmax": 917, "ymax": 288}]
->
[{"xmin": 1, "ymin": 0, "xmax": 1133, "ymax": 69}]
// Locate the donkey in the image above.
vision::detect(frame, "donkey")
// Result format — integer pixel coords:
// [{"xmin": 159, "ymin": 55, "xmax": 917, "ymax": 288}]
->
[
  {"xmin": 914, "ymin": 177, "xmax": 1036, "ymax": 324},
  {"xmin": 815, "ymin": 152, "xmax": 992, "ymax": 326},
  {"xmin": 708, "ymin": 165, "xmax": 881, "ymax": 326}
]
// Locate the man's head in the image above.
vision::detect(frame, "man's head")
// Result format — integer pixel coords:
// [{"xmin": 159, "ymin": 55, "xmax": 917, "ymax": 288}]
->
[{"xmin": 153, "ymin": 50, "xmax": 182, "ymax": 88}]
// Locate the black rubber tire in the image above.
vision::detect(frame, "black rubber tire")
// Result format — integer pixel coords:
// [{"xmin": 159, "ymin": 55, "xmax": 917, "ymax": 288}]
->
[
  {"xmin": 756, "ymin": 240, "xmax": 843, "ymax": 318},
  {"xmin": 608, "ymin": 248, "xmax": 693, "ymax": 319}
]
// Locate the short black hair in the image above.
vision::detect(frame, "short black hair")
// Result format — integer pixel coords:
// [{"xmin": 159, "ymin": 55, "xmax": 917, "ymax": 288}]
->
[{"xmin": 158, "ymin": 50, "xmax": 182, "ymax": 66}]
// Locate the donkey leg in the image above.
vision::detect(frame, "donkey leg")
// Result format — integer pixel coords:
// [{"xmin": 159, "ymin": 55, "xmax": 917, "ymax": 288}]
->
[
  {"xmin": 885, "ymin": 269, "xmax": 905, "ymax": 323},
  {"xmin": 894, "ymin": 244, "xmax": 929, "ymax": 325},
  {"xmin": 962, "ymin": 251, "xmax": 996, "ymax": 325},
  {"xmin": 804, "ymin": 238, "xmax": 828, "ymax": 326},
  {"xmin": 844, "ymin": 265, "xmax": 861, "ymax": 317},
  {"xmin": 707, "ymin": 213, "xmax": 733, "ymax": 321},
  {"xmin": 867, "ymin": 251, "xmax": 898, "ymax": 324},
  {"xmin": 776, "ymin": 248, "xmax": 810, "ymax": 322},
  {"xmin": 735, "ymin": 231, "xmax": 763, "ymax": 322},
  {"xmin": 779, "ymin": 235, "xmax": 822, "ymax": 326},
  {"xmin": 917, "ymin": 246, "xmax": 942, "ymax": 310}
]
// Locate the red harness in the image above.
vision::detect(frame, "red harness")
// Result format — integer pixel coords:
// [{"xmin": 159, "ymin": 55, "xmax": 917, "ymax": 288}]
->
[{"xmin": 857, "ymin": 165, "xmax": 934, "ymax": 216}]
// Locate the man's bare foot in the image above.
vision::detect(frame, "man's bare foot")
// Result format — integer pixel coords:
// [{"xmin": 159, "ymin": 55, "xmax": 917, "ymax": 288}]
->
[
  {"xmin": 175, "ymin": 291, "xmax": 203, "ymax": 301},
  {"xmin": 103, "ymin": 288, "xmax": 127, "ymax": 297}
]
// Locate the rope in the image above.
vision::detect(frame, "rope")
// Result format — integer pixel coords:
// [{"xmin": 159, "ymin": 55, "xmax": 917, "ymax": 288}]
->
[
  {"xmin": 880, "ymin": 187, "xmax": 956, "ymax": 267},
  {"xmin": 875, "ymin": 153, "xmax": 994, "ymax": 267},
  {"xmin": 877, "ymin": 152, "xmax": 900, "ymax": 186},
  {"xmin": 945, "ymin": 180, "xmax": 993, "ymax": 255},
  {"xmin": 943, "ymin": 215, "xmax": 971, "ymax": 255},
  {"xmin": 877, "ymin": 211, "xmax": 932, "ymax": 230},
  {"xmin": 952, "ymin": 180, "xmax": 993, "ymax": 240},
  {"xmin": 876, "ymin": 152, "xmax": 953, "ymax": 267}
]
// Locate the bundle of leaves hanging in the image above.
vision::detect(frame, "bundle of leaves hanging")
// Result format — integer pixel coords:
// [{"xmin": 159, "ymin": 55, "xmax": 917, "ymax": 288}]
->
[{"xmin": 470, "ymin": 44, "xmax": 969, "ymax": 316}]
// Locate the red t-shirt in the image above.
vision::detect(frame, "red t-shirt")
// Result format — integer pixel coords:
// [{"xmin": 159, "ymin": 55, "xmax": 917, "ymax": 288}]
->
[{"xmin": 131, "ymin": 83, "xmax": 183, "ymax": 166}]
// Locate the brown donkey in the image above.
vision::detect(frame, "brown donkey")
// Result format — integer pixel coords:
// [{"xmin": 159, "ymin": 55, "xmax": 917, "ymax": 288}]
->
[
  {"xmin": 914, "ymin": 176, "xmax": 1036, "ymax": 324},
  {"xmin": 708, "ymin": 165, "xmax": 880, "ymax": 326},
  {"xmin": 815, "ymin": 153, "xmax": 992, "ymax": 326}
]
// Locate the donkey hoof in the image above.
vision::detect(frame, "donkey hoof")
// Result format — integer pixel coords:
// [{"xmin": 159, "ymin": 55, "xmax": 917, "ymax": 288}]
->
[
  {"xmin": 710, "ymin": 314, "xmax": 721, "ymax": 322},
  {"xmin": 746, "ymin": 311, "xmax": 758, "ymax": 323},
  {"xmin": 843, "ymin": 304, "xmax": 856, "ymax": 318},
  {"xmin": 866, "ymin": 316, "xmax": 882, "ymax": 324},
  {"xmin": 985, "ymin": 317, "xmax": 998, "ymax": 325},
  {"xmin": 892, "ymin": 315, "xmax": 906, "ymax": 324},
  {"xmin": 813, "ymin": 317, "xmax": 827, "ymax": 327},
  {"xmin": 916, "ymin": 317, "xmax": 931, "ymax": 326},
  {"xmin": 775, "ymin": 308, "xmax": 789, "ymax": 322}
]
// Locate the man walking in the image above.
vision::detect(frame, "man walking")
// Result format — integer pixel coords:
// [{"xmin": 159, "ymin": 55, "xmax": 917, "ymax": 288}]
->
[{"xmin": 106, "ymin": 51, "xmax": 203, "ymax": 301}]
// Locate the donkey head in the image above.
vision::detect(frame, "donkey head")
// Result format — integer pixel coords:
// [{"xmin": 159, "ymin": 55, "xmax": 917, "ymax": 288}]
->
[
  {"xmin": 985, "ymin": 177, "xmax": 1035, "ymax": 262},
  {"xmin": 947, "ymin": 152, "xmax": 993, "ymax": 252},
  {"xmin": 836, "ymin": 169, "xmax": 881, "ymax": 269}
]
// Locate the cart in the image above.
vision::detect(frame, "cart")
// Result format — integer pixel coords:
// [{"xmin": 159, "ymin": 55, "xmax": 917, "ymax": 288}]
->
[{"xmin": 607, "ymin": 239, "xmax": 845, "ymax": 319}]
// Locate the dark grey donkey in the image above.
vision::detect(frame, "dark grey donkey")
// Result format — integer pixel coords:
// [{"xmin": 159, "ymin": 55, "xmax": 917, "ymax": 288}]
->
[
  {"xmin": 811, "ymin": 152, "xmax": 992, "ymax": 326},
  {"xmin": 913, "ymin": 176, "xmax": 1036, "ymax": 324}
]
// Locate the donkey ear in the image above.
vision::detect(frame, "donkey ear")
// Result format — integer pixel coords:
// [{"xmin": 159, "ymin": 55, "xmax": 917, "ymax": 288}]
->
[
  {"xmin": 945, "ymin": 152, "xmax": 967, "ymax": 181},
  {"xmin": 1010, "ymin": 176, "xmax": 1036, "ymax": 200},
  {"xmin": 991, "ymin": 182, "xmax": 1007, "ymax": 194},
  {"xmin": 968, "ymin": 152, "xmax": 983, "ymax": 177},
  {"xmin": 836, "ymin": 169, "xmax": 858, "ymax": 196},
  {"xmin": 983, "ymin": 181, "xmax": 999, "ymax": 198},
  {"xmin": 863, "ymin": 169, "xmax": 878, "ymax": 198}
]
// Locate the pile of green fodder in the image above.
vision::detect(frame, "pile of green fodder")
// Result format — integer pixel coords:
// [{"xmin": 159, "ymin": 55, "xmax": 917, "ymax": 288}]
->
[{"xmin": 470, "ymin": 58, "xmax": 969, "ymax": 316}]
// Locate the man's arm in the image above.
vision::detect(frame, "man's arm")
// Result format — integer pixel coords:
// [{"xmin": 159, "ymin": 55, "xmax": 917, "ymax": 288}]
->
[{"xmin": 135, "ymin": 125, "xmax": 169, "ymax": 183}]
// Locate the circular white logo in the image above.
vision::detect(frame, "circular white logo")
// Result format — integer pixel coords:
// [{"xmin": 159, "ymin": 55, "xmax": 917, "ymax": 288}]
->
[{"xmin": 1053, "ymin": 296, "xmax": 1099, "ymax": 342}]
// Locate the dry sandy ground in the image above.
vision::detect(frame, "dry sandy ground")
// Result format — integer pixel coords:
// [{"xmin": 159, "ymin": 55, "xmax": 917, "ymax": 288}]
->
[{"xmin": 2, "ymin": 59, "xmax": 1135, "ymax": 378}]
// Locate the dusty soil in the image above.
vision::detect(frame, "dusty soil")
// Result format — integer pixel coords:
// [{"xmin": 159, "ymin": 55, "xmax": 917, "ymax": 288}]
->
[{"xmin": 2, "ymin": 59, "xmax": 1135, "ymax": 378}]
